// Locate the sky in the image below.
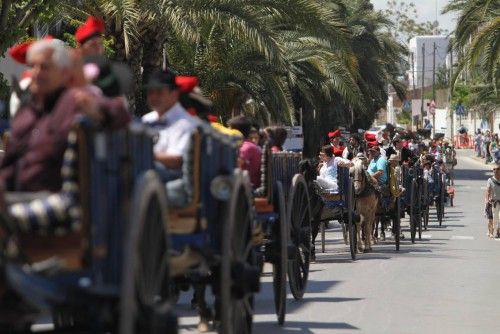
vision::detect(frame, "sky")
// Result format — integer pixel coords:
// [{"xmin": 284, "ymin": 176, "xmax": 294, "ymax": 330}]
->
[{"xmin": 370, "ymin": 0, "xmax": 457, "ymax": 33}]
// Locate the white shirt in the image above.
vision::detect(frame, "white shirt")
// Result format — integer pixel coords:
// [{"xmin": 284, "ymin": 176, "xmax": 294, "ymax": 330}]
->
[{"xmin": 142, "ymin": 102, "xmax": 200, "ymax": 156}]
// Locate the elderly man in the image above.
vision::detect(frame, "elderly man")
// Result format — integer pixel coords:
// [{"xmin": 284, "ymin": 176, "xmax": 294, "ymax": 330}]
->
[
  {"xmin": 0, "ymin": 39, "xmax": 129, "ymax": 227},
  {"xmin": 142, "ymin": 69, "xmax": 200, "ymax": 184}
]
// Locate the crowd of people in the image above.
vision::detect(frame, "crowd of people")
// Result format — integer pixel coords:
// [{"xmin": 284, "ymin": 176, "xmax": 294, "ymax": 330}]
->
[{"xmin": 474, "ymin": 128, "xmax": 500, "ymax": 164}]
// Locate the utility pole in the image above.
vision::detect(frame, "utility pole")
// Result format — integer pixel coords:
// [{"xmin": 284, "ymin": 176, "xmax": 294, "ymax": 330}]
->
[
  {"xmin": 420, "ymin": 43, "xmax": 426, "ymax": 129},
  {"xmin": 449, "ymin": 49, "xmax": 454, "ymax": 139},
  {"xmin": 432, "ymin": 42, "xmax": 436, "ymax": 135},
  {"xmin": 411, "ymin": 53, "xmax": 416, "ymax": 93}
]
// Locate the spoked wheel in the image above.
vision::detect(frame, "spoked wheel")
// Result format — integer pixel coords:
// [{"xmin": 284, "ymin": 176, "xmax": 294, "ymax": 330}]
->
[
  {"xmin": 120, "ymin": 171, "xmax": 175, "ymax": 334},
  {"xmin": 394, "ymin": 197, "xmax": 401, "ymax": 251},
  {"xmin": 440, "ymin": 174, "xmax": 446, "ymax": 221},
  {"xmin": 269, "ymin": 181, "xmax": 288, "ymax": 325},
  {"xmin": 321, "ymin": 221, "xmax": 327, "ymax": 252},
  {"xmin": 348, "ymin": 180, "xmax": 357, "ymax": 260},
  {"xmin": 409, "ymin": 179, "xmax": 418, "ymax": 244},
  {"xmin": 421, "ymin": 181, "xmax": 429, "ymax": 231},
  {"xmin": 220, "ymin": 170, "xmax": 259, "ymax": 334},
  {"xmin": 287, "ymin": 174, "xmax": 311, "ymax": 301}
]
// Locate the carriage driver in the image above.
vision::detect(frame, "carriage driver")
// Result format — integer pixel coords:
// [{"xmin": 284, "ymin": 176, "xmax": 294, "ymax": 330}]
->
[
  {"xmin": 142, "ymin": 69, "xmax": 200, "ymax": 185},
  {"xmin": 367, "ymin": 146, "xmax": 389, "ymax": 193}
]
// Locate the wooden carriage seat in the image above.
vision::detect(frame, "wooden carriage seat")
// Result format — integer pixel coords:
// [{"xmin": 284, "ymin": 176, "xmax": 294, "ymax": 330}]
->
[
  {"xmin": 167, "ymin": 129, "xmax": 203, "ymax": 234},
  {"xmin": 254, "ymin": 144, "xmax": 274, "ymax": 213},
  {"xmin": 12, "ymin": 126, "xmax": 90, "ymax": 271}
]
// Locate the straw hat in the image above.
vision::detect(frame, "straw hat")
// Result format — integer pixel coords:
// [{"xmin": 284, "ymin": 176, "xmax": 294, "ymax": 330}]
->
[{"xmin": 388, "ymin": 154, "xmax": 400, "ymax": 162}]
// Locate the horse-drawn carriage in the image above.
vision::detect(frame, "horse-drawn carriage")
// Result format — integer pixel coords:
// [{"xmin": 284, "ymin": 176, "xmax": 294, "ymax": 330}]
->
[
  {"xmin": 0, "ymin": 118, "xmax": 270, "ymax": 334},
  {"xmin": 0, "ymin": 119, "xmax": 177, "ymax": 333},
  {"xmin": 253, "ymin": 149, "xmax": 312, "ymax": 324},
  {"xmin": 402, "ymin": 161, "xmax": 438, "ymax": 242},
  {"xmin": 311, "ymin": 166, "xmax": 357, "ymax": 260}
]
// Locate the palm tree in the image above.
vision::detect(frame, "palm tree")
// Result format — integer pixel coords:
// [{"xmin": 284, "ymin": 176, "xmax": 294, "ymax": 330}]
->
[
  {"xmin": 443, "ymin": 0, "xmax": 500, "ymax": 89},
  {"xmin": 339, "ymin": 0, "xmax": 408, "ymax": 127}
]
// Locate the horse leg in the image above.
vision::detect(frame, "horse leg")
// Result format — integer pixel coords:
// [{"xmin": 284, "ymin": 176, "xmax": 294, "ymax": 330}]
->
[
  {"xmin": 310, "ymin": 217, "xmax": 320, "ymax": 261},
  {"xmin": 364, "ymin": 213, "xmax": 374, "ymax": 252},
  {"xmin": 356, "ymin": 219, "xmax": 364, "ymax": 253},
  {"xmin": 193, "ymin": 283, "xmax": 212, "ymax": 332}
]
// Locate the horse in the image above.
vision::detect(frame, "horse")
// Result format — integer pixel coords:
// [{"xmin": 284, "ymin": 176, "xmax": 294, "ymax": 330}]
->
[{"xmin": 350, "ymin": 158, "xmax": 379, "ymax": 252}]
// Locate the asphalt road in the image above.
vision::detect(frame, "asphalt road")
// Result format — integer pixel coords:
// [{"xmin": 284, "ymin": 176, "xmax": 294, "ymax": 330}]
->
[{"xmin": 176, "ymin": 149, "xmax": 500, "ymax": 334}]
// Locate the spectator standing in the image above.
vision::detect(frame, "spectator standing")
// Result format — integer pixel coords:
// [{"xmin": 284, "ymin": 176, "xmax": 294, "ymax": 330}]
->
[
  {"xmin": 483, "ymin": 130, "xmax": 492, "ymax": 163},
  {"xmin": 475, "ymin": 129, "xmax": 483, "ymax": 157},
  {"xmin": 490, "ymin": 134, "xmax": 500, "ymax": 163},
  {"xmin": 485, "ymin": 164, "xmax": 500, "ymax": 238}
]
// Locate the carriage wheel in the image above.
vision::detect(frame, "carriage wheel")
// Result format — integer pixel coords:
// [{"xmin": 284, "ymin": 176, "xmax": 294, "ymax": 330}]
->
[
  {"xmin": 348, "ymin": 180, "xmax": 357, "ymax": 260},
  {"xmin": 120, "ymin": 171, "xmax": 175, "ymax": 334},
  {"xmin": 423, "ymin": 205, "xmax": 429, "ymax": 231},
  {"xmin": 394, "ymin": 197, "xmax": 401, "ymax": 251},
  {"xmin": 287, "ymin": 174, "xmax": 311, "ymax": 301},
  {"xmin": 268, "ymin": 181, "xmax": 288, "ymax": 325},
  {"xmin": 321, "ymin": 221, "xmax": 327, "ymax": 252},
  {"xmin": 409, "ymin": 179, "xmax": 418, "ymax": 244},
  {"xmin": 440, "ymin": 174, "xmax": 446, "ymax": 220},
  {"xmin": 220, "ymin": 171, "xmax": 259, "ymax": 334}
]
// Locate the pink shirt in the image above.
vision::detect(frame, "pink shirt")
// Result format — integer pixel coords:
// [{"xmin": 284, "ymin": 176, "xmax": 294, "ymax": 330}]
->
[{"xmin": 240, "ymin": 140, "xmax": 262, "ymax": 187}]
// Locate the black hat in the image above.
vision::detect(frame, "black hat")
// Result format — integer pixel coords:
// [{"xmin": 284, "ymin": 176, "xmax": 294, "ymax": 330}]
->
[
  {"xmin": 145, "ymin": 69, "xmax": 178, "ymax": 90},
  {"xmin": 84, "ymin": 55, "xmax": 132, "ymax": 97}
]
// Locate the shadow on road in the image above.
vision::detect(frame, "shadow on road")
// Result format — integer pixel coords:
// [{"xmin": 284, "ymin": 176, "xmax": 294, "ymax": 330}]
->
[
  {"xmin": 254, "ymin": 320, "xmax": 359, "ymax": 333},
  {"xmin": 455, "ymin": 168, "xmax": 490, "ymax": 181}
]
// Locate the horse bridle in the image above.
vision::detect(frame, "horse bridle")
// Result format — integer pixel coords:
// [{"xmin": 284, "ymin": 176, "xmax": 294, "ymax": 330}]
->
[{"xmin": 352, "ymin": 168, "xmax": 374, "ymax": 198}]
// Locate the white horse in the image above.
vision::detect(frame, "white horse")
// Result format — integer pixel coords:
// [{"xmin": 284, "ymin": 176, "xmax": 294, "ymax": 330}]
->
[{"xmin": 350, "ymin": 158, "xmax": 379, "ymax": 252}]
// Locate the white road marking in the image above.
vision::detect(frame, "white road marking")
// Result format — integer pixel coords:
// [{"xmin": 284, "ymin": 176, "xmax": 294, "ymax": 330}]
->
[
  {"xmin": 421, "ymin": 234, "xmax": 432, "ymax": 239},
  {"xmin": 450, "ymin": 236, "xmax": 475, "ymax": 240},
  {"xmin": 31, "ymin": 324, "xmax": 55, "ymax": 332}
]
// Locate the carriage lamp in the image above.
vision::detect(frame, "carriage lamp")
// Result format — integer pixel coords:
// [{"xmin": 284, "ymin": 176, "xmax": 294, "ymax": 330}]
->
[{"xmin": 210, "ymin": 175, "xmax": 233, "ymax": 201}]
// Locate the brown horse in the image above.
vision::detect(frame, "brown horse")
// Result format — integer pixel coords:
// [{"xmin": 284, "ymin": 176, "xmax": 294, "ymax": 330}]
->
[{"xmin": 350, "ymin": 158, "xmax": 378, "ymax": 252}]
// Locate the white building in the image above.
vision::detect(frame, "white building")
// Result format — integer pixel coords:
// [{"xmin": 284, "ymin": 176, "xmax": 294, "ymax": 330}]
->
[{"xmin": 407, "ymin": 35, "xmax": 450, "ymax": 88}]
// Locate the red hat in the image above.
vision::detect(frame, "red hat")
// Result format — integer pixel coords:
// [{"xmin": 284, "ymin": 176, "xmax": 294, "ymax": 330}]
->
[
  {"xmin": 175, "ymin": 76, "xmax": 199, "ymax": 93},
  {"xmin": 366, "ymin": 141, "xmax": 378, "ymax": 148},
  {"xmin": 8, "ymin": 41, "xmax": 31, "ymax": 64},
  {"xmin": 207, "ymin": 114, "xmax": 218, "ymax": 123},
  {"xmin": 328, "ymin": 129, "xmax": 341, "ymax": 139},
  {"xmin": 364, "ymin": 132, "xmax": 376, "ymax": 141},
  {"xmin": 8, "ymin": 35, "xmax": 54, "ymax": 64},
  {"xmin": 75, "ymin": 16, "xmax": 105, "ymax": 44}
]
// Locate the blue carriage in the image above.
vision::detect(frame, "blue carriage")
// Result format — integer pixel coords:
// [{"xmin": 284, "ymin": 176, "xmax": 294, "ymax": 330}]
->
[
  {"xmin": 163, "ymin": 121, "xmax": 261, "ymax": 334},
  {"xmin": 0, "ymin": 120, "xmax": 176, "ymax": 333},
  {"xmin": 313, "ymin": 166, "xmax": 357, "ymax": 260}
]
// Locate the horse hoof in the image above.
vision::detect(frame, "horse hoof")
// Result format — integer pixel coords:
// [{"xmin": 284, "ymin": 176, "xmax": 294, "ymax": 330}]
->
[
  {"xmin": 198, "ymin": 319, "xmax": 210, "ymax": 333},
  {"xmin": 363, "ymin": 248, "xmax": 372, "ymax": 253}
]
